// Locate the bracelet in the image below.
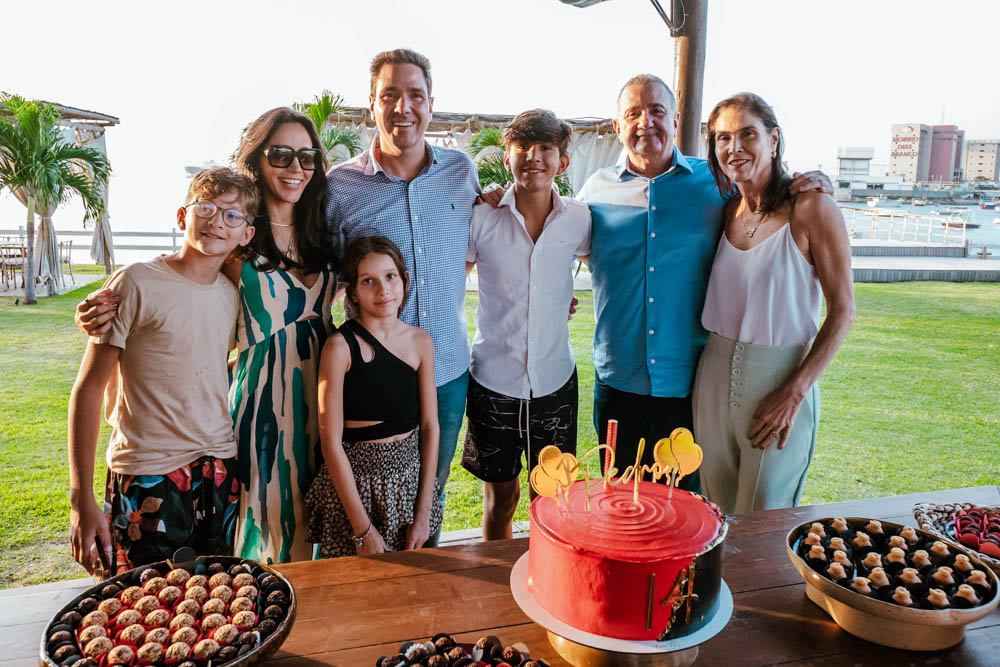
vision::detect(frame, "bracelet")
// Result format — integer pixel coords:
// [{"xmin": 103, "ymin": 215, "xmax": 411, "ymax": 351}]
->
[{"xmin": 353, "ymin": 521, "xmax": 372, "ymax": 549}]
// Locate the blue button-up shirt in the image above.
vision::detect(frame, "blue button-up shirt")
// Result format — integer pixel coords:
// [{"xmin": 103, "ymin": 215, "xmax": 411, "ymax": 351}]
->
[
  {"xmin": 326, "ymin": 139, "xmax": 481, "ymax": 386},
  {"xmin": 578, "ymin": 148, "xmax": 725, "ymax": 398}
]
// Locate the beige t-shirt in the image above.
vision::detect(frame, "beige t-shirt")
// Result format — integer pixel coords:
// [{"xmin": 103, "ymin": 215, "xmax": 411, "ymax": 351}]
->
[{"xmin": 93, "ymin": 256, "xmax": 238, "ymax": 475}]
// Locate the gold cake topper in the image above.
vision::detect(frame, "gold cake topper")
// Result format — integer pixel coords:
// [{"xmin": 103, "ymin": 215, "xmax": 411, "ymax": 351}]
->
[{"xmin": 529, "ymin": 423, "xmax": 704, "ymax": 509}]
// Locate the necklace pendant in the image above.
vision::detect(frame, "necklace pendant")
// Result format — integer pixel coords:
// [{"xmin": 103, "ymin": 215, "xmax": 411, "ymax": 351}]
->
[{"xmin": 745, "ymin": 228, "xmax": 756, "ymax": 238}]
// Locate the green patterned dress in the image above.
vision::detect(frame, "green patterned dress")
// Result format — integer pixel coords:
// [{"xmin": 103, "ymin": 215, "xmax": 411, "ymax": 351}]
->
[{"xmin": 230, "ymin": 259, "xmax": 336, "ymax": 563}]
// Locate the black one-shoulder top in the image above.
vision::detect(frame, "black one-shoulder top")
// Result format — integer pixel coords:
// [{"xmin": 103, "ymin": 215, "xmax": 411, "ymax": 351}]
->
[{"xmin": 339, "ymin": 318, "xmax": 419, "ymax": 441}]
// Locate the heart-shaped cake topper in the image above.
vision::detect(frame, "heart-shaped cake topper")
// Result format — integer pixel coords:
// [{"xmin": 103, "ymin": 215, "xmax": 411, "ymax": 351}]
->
[
  {"xmin": 669, "ymin": 427, "xmax": 703, "ymax": 478},
  {"xmin": 531, "ymin": 445, "xmax": 581, "ymax": 507}
]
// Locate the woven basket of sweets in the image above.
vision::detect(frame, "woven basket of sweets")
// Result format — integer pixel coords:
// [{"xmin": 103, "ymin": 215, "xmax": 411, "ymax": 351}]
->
[
  {"xmin": 39, "ymin": 555, "xmax": 295, "ymax": 667},
  {"xmin": 913, "ymin": 502, "xmax": 1000, "ymax": 575}
]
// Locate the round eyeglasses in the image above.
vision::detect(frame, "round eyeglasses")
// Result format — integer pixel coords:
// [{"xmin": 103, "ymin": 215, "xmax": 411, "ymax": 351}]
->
[{"xmin": 184, "ymin": 201, "xmax": 250, "ymax": 227}]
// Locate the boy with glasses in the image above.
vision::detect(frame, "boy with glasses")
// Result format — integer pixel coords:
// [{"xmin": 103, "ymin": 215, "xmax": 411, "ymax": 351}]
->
[{"xmin": 68, "ymin": 167, "xmax": 256, "ymax": 574}]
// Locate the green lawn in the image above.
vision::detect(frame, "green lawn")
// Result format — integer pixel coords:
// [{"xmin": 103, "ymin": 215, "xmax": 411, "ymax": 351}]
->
[{"xmin": 1, "ymin": 276, "xmax": 998, "ymax": 589}]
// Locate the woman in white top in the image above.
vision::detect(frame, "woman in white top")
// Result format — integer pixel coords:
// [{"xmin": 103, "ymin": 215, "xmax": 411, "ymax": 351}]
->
[{"xmin": 693, "ymin": 93, "xmax": 855, "ymax": 514}]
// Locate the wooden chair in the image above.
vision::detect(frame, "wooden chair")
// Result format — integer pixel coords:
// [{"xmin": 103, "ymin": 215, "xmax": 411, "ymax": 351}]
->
[
  {"xmin": 1, "ymin": 243, "xmax": 27, "ymax": 289},
  {"xmin": 59, "ymin": 239, "xmax": 74, "ymax": 287}
]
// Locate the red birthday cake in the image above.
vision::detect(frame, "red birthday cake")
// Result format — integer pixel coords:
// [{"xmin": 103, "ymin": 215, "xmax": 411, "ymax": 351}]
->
[{"xmin": 526, "ymin": 479, "xmax": 726, "ymax": 641}]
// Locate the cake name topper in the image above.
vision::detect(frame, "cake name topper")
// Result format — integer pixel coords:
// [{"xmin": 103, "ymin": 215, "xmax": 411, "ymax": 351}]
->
[{"xmin": 529, "ymin": 422, "xmax": 704, "ymax": 510}]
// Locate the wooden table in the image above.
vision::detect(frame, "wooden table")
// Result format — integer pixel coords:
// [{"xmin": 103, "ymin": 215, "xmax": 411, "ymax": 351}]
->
[{"xmin": 3, "ymin": 486, "xmax": 998, "ymax": 666}]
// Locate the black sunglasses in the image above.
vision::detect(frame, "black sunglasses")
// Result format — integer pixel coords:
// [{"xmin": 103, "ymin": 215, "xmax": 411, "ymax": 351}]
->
[{"xmin": 264, "ymin": 145, "xmax": 322, "ymax": 171}]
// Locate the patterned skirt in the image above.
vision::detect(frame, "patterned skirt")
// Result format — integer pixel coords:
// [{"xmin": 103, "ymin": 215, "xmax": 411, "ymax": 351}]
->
[{"xmin": 305, "ymin": 428, "xmax": 444, "ymax": 558}]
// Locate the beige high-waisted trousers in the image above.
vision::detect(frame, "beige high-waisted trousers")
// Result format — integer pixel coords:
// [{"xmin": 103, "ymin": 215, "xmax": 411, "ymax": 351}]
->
[{"xmin": 693, "ymin": 333, "xmax": 820, "ymax": 514}]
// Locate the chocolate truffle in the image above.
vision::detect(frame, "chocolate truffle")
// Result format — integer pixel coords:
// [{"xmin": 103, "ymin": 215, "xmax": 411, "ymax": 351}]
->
[
  {"xmin": 232, "ymin": 610, "xmax": 257, "ymax": 631},
  {"xmin": 236, "ymin": 631, "xmax": 260, "ymax": 647},
  {"xmin": 208, "ymin": 572, "xmax": 232, "ymax": 589},
  {"xmin": 967, "ymin": 570, "xmax": 991, "ymax": 591},
  {"xmin": 77, "ymin": 598, "xmax": 99, "ymax": 614},
  {"xmin": 119, "ymin": 623, "xmax": 146, "ymax": 645},
  {"xmin": 78, "ymin": 625, "xmax": 106, "ymax": 644},
  {"xmin": 166, "ymin": 568, "xmax": 191, "ymax": 587},
  {"xmin": 427, "ymin": 657, "xmax": 448, "ymax": 667},
  {"xmin": 175, "ymin": 599, "xmax": 200, "ymax": 617},
  {"xmin": 144, "ymin": 627, "xmax": 171, "ymax": 646},
  {"xmin": 185, "ymin": 574, "xmax": 208, "ymax": 590},
  {"xmin": 183, "ymin": 586, "xmax": 208, "ymax": 604},
  {"xmin": 133, "ymin": 595, "xmax": 161, "ymax": 616},
  {"xmin": 48, "ymin": 630, "xmax": 74, "ymax": 648},
  {"xmin": 60, "ymin": 611, "xmax": 82, "ymax": 627},
  {"xmin": 207, "ymin": 562, "xmax": 226, "ymax": 576},
  {"xmin": 84, "ymin": 637, "xmax": 113, "ymax": 658},
  {"xmin": 266, "ymin": 589, "xmax": 288, "ymax": 606},
  {"xmin": 230, "ymin": 597, "xmax": 254, "ymax": 614},
  {"xmin": 193, "ymin": 638, "xmax": 220, "ymax": 659},
  {"xmin": 177, "ymin": 662, "xmax": 199, "ymax": 667},
  {"xmin": 213, "ymin": 623, "xmax": 239, "ymax": 646},
  {"xmin": 158, "ymin": 585, "xmax": 182, "ymax": 606},
  {"xmin": 165, "ymin": 642, "xmax": 192, "ymax": 661},
  {"xmin": 52, "ymin": 644, "xmax": 79, "ymax": 663},
  {"xmin": 233, "ymin": 573, "xmax": 255, "ymax": 589},
  {"xmin": 142, "ymin": 577, "xmax": 168, "ymax": 595},
  {"xmin": 116, "ymin": 609, "xmax": 142, "ymax": 627},
  {"xmin": 257, "ymin": 574, "xmax": 277, "ymax": 590},
  {"xmin": 202, "ymin": 598, "xmax": 227, "ymax": 615},
  {"xmin": 107, "ymin": 645, "xmax": 134, "ymax": 666},
  {"xmin": 830, "ymin": 517, "xmax": 849, "ymax": 534},
  {"xmin": 256, "ymin": 619, "xmax": 278, "ymax": 637},
  {"xmin": 81, "ymin": 610, "xmax": 108, "ymax": 629},
  {"xmin": 144, "ymin": 609, "xmax": 171, "ymax": 627},
  {"xmin": 138, "ymin": 567, "xmax": 161, "ymax": 584},
  {"xmin": 97, "ymin": 597, "xmax": 121, "ymax": 618},
  {"xmin": 263, "ymin": 604, "xmax": 284, "ymax": 621},
  {"xmin": 119, "ymin": 585, "xmax": 144, "ymax": 606},
  {"xmin": 802, "ymin": 532, "xmax": 822, "ymax": 549},
  {"xmin": 136, "ymin": 642, "xmax": 163, "ymax": 664},
  {"xmin": 101, "ymin": 583, "xmax": 122, "ymax": 599},
  {"xmin": 169, "ymin": 613, "xmax": 196, "ymax": 630},
  {"xmin": 229, "ymin": 562, "xmax": 252, "ymax": 576},
  {"xmin": 217, "ymin": 646, "xmax": 239, "ymax": 662},
  {"xmin": 209, "ymin": 584, "xmax": 233, "ymax": 603},
  {"xmin": 172, "ymin": 627, "xmax": 199, "ymax": 646},
  {"xmin": 201, "ymin": 613, "xmax": 228, "ymax": 633}
]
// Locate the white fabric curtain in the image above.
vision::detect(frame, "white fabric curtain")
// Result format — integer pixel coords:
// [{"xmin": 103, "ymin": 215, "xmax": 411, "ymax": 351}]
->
[
  {"xmin": 75, "ymin": 129, "xmax": 114, "ymax": 271},
  {"xmin": 11, "ymin": 187, "xmax": 59, "ymax": 293},
  {"xmin": 566, "ymin": 130, "xmax": 623, "ymax": 194}
]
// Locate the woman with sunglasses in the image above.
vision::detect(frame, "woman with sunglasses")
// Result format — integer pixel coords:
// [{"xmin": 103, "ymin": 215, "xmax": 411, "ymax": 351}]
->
[{"xmin": 228, "ymin": 107, "xmax": 338, "ymax": 563}]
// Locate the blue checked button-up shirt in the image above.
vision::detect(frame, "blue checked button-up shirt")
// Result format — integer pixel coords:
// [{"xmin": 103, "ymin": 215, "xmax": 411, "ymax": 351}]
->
[
  {"xmin": 326, "ymin": 139, "xmax": 481, "ymax": 386},
  {"xmin": 578, "ymin": 148, "xmax": 726, "ymax": 398}
]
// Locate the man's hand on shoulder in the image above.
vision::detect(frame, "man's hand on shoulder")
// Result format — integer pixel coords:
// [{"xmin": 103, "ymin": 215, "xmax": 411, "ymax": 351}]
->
[
  {"xmin": 789, "ymin": 171, "xmax": 833, "ymax": 196},
  {"xmin": 476, "ymin": 183, "xmax": 508, "ymax": 209},
  {"xmin": 75, "ymin": 288, "xmax": 119, "ymax": 336}
]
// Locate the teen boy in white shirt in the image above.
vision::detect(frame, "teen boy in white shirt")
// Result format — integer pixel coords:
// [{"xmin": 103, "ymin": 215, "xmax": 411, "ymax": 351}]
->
[{"xmin": 463, "ymin": 109, "xmax": 591, "ymax": 540}]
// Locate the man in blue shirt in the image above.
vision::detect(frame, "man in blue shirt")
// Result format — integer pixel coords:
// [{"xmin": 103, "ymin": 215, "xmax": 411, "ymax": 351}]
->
[
  {"xmin": 578, "ymin": 74, "xmax": 828, "ymax": 490},
  {"xmin": 326, "ymin": 49, "xmax": 480, "ymax": 545}
]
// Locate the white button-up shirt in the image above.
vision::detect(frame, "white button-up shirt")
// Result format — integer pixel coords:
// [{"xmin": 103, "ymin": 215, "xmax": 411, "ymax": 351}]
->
[{"xmin": 467, "ymin": 188, "xmax": 592, "ymax": 399}]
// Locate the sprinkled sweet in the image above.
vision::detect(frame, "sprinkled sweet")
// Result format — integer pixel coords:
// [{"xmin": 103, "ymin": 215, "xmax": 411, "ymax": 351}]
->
[
  {"xmin": 172, "ymin": 627, "xmax": 199, "ymax": 646},
  {"xmin": 136, "ymin": 642, "xmax": 163, "ymax": 664},
  {"xmin": 78, "ymin": 625, "xmax": 107, "ymax": 644},
  {"xmin": 144, "ymin": 609, "xmax": 171, "ymax": 627},
  {"xmin": 119, "ymin": 623, "xmax": 146, "ymax": 645},
  {"xmin": 97, "ymin": 598, "xmax": 122, "ymax": 618},
  {"xmin": 213, "ymin": 624, "xmax": 239, "ymax": 646},
  {"xmin": 235, "ymin": 585, "xmax": 258, "ymax": 599},
  {"xmin": 201, "ymin": 613, "xmax": 228, "ymax": 633},
  {"xmin": 232, "ymin": 610, "xmax": 257, "ymax": 631},
  {"xmin": 193, "ymin": 638, "xmax": 220, "ymax": 659},
  {"xmin": 202, "ymin": 598, "xmax": 227, "ymax": 615},
  {"xmin": 169, "ymin": 613, "xmax": 196, "ymax": 630},
  {"xmin": 175, "ymin": 599, "xmax": 200, "ymax": 617},
  {"xmin": 84, "ymin": 637, "xmax": 113, "ymax": 658},
  {"xmin": 133, "ymin": 595, "xmax": 160, "ymax": 616},
  {"xmin": 230, "ymin": 597, "xmax": 254, "ymax": 614},
  {"xmin": 892, "ymin": 586, "xmax": 914, "ymax": 606},
  {"xmin": 232, "ymin": 573, "xmax": 255, "ymax": 589},
  {"xmin": 184, "ymin": 586, "xmax": 208, "ymax": 604},
  {"xmin": 144, "ymin": 627, "xmax": 171, "ymax": 645},
  {"xmin": 165, "ymin": 642, "xmax": 191, "ymax": 661},
  {"xmin": 81, "ymin": 610, "xmax": 108, "ymax": 629},
  {"xmin": 116, "ymin": 609, "xmax": 142, "ymax": 627},
  {"xmin": 119, "ymin": 586, "xmax": 143, "ymax": 606},
  {"xmin": 185, "ymin": 574, "xmax": 208, "ymax": 590},
  {"xmin": 926, "ymin": 588, "xmax": 950, "ymax": 608},
  {"xmin": 142, "ymin": 577, "xmax": 168, "ymax": 595},
  {"xmin": 208, "ymin": 572, "xmax": 232, "ymax": 589},
  {"xmin": 166, "ymin": 568, "xmax": 191, "ymax": 587},
  {"xmin": 158, "ymin": 585, "xmax": 182, "ymax": 605},
  {"xmin": 107, "ymin": 645, "xmax": 134, "ymax": 666},
  {"xmin": 209, "ymin": 584, "xmax": 233, "ymax": 603}
]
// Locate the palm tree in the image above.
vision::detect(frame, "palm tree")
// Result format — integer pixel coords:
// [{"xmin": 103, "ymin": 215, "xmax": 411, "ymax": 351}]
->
[
  {"xmin": 0, "ymin": 95, "xmax": 110, "ymax": 304},
  {"xmin": 466, "ymin": 126, "xmax": 573, "ymax": 196},
  {"xmin": 294, "ymin": 91, "xmax": 361, "ymax": 164}
]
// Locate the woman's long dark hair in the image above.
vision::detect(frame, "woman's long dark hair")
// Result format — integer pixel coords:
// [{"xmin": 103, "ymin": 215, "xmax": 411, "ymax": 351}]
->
[
  {"xmin": 235, "ymin": 107, "xmax": 334, "ymax": 274},
  {"xmin": 706, "ymin": 92, "xmax": 791, "ymax": 215}
]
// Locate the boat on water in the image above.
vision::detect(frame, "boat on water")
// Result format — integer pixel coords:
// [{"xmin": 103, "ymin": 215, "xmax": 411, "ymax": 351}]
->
[
  {"xmin": 912, "ymin": 197, "xmax": 928, "ymax": 206},
  {"xmin": 940, "ymin": 220, "xmax": 981, "ymax": 229},
  {"xmin": 866, "ymin": 196, "xmax": 879, "ymax": 208},
  {"xmin": 981, "ymin": 196, "xmax": 997, "ymax": 210}
]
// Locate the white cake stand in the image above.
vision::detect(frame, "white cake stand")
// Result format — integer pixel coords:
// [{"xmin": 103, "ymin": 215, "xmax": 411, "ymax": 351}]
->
[{"xmin": 509, "ymin": 553, "xmax": 733, "ymax": 666}]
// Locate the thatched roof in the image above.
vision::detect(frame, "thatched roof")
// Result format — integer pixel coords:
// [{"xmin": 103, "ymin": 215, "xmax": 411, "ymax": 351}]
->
[{"xmin": 328, "ymin": 106, "xmax": 615, "ymax": 136}]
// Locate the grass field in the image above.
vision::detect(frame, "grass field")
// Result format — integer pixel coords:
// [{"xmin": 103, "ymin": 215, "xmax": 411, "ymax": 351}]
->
[{"xmin": 1, "ymin": 275, "xmax": 998, "ymax": 589}]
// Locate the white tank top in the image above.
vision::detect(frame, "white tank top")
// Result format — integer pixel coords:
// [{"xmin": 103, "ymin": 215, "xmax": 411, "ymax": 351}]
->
[{"xmin": 701, "ymin": 223, "xmax": 821, "ymax": 347}]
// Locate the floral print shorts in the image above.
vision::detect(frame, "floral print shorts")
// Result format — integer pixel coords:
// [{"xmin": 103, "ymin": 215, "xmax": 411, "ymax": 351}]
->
[{"xmin": 103, "ymin": 456, "xmax": 239, "ymax": 573}]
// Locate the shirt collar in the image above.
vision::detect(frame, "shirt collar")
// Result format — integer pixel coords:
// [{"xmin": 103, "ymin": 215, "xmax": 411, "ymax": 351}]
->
[
  {"xmin": 365, "ymin": 135, "xmax": 438, "ymax": 178},
  {"xmin": 498, "ymin": 185, "xmax": 566, "ymax": 216},
  {"xmin": 617, "ymin": 146, "xmax": 693, "ymax": 181}
]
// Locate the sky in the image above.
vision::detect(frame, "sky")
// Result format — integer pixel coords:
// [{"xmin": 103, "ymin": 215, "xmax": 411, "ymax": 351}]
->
[{"xmin": 3, "ymin": 0, "xmax": 999, "ymax": 244}]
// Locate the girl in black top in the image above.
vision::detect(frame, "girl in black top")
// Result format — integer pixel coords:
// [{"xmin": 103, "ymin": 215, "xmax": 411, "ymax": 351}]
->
[{"xmin": 306, "ymin": 236, "xmax": 443, "ymax": 557}]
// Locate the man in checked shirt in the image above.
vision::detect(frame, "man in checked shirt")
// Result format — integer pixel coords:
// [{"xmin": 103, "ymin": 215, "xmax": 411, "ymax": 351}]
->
[{"xmin": 325, "ymin": 49, "xmax": 481, "ymax": 547}]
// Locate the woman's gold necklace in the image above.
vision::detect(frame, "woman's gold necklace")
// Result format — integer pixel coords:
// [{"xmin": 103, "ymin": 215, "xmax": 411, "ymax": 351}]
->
[{"xmin": 741, "ymin": 207, "xmax": 767, "ymax": 238}]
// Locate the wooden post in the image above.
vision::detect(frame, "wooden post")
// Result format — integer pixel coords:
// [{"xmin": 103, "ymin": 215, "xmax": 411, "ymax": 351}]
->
[{"xmin": 673, "ymin": 0, "xmax": 708, "ymax": 157}]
